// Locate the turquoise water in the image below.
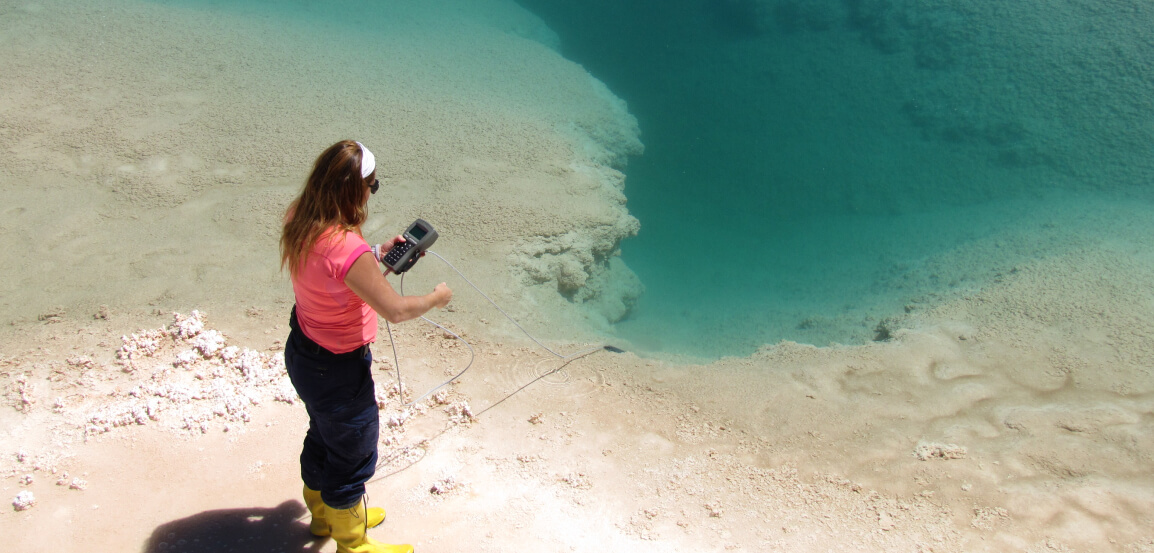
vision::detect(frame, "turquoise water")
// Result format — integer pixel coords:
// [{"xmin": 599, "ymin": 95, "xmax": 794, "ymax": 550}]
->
[
  {"xmin": 518, "ymin": 0, "xmax": 1154, "ymax": 358},
  {"xmin": 5, "ymin": 0, "xmax": 1151, "ymax": 361}
]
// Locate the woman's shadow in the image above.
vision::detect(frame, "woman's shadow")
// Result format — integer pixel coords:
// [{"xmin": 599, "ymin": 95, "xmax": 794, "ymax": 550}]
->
[{"xmin": 141, "ymin": 499, "xmax": 327, "ymax": 553}]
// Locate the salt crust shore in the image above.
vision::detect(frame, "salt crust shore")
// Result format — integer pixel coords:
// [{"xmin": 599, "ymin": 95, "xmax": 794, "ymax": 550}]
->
[
  {"xmin": 2, "ymin": 1, "xmax": 1154, "ymax": 551},
  {"xmin": 2, "ymin": 234, "xmax": 1153, "ymax": 552}
]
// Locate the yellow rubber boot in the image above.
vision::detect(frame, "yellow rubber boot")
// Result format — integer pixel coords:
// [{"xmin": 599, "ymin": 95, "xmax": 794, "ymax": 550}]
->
[
  {"xmin": 326, "ymin": 499, "xmax": 413, "ymax": 553},
  {"xmin": 303, "ymin": 486, "xmax": 385, "ymax": 537}
]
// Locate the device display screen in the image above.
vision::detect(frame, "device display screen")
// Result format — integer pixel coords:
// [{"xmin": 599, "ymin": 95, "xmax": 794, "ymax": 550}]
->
[{"xmin": 409, "ymin": 225, "xmax": 428, "ymax": 241}]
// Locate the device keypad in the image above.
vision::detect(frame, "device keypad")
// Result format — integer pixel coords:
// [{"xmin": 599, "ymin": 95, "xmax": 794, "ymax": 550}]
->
[{"xmin": 384, "ymin": 241, "xmax": 413, "ymax": 265}]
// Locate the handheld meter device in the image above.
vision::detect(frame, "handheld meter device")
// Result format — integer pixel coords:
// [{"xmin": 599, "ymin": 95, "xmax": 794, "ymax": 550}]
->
[{"xmin": 380, "ymin": 218, "xmax": 438, "ymax": 274}]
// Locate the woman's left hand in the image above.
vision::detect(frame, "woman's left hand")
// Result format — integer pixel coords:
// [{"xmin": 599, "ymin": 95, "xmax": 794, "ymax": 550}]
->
[{"xmin": 376, "ymin": 235, "xmax": 407, "ymax": 261}]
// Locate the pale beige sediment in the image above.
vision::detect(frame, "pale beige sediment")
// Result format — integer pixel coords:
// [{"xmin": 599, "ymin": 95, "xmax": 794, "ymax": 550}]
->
[
  {"xmin": 4, "ymin": 232, "xmax": 1153, "ymax": 552},
  {"xmin": 0, "ymin": 0, "xmax": 641, "ymax": 339}
]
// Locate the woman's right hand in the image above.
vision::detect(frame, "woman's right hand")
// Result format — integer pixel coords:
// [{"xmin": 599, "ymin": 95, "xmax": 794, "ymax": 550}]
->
[
  {"xmin": 346, "ymin": 253, "xmax": 451, "ymax": 324},
  {"xmin": 432, "ymin": 282, "xmax": 453, "ymax": 308}
]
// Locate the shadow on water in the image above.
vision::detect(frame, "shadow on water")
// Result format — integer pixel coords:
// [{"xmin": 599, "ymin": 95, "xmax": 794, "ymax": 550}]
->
[{"xmin": 141, "ymin": 500, "xmax": 326, "ymax": 553}]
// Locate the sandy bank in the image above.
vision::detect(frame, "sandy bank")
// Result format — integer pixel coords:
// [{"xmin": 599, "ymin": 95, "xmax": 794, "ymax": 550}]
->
[{"xmin": 3, "ymin": 224, "xmax": 1153, "ymax": 552}]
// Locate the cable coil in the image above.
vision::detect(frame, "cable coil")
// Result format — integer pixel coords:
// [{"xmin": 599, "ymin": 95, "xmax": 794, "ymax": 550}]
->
[{"xmin": 387, "ymin": 250, "xmax": 607, "ymax": 407}]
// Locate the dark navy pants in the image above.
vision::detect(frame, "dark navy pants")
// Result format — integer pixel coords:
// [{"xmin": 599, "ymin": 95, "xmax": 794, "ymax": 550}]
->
[{"xmin": 284, "ymin": 312, "xmax": 378, "ymax": 510}]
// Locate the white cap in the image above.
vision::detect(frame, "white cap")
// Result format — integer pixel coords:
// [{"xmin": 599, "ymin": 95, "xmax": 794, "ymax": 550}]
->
[{"xmin": 355, "ymin": 141, "xmax": 375, "ymax": 179}]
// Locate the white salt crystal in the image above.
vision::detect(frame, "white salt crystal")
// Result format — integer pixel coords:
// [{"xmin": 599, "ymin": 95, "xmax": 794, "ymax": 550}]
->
[{"xmin": 13, "ymin": 491, "xmax": 35, "ymax": 511}]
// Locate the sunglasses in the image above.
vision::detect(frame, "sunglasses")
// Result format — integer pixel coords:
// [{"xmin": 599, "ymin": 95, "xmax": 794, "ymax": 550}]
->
[{"xmin": 368, "ymin": 179, "xmax": 380, "ymax": 194}]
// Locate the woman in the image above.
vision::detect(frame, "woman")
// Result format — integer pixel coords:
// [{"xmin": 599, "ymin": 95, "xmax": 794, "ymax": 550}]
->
[{"xmin": 281, "ymin": 140, "xmax": 451, "ymax": 553}]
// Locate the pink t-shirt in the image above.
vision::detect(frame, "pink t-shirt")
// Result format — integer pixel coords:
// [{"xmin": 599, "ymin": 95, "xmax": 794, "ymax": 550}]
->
[{"xmin": 292, "ymin": 228, "xmax": 376, "ymax": 354}]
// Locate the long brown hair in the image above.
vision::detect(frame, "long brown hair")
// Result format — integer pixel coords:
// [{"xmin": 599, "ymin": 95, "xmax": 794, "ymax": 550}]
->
[{"xmin": 281, "ymin": 140, "xmax": 376, "ymax": 276}]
